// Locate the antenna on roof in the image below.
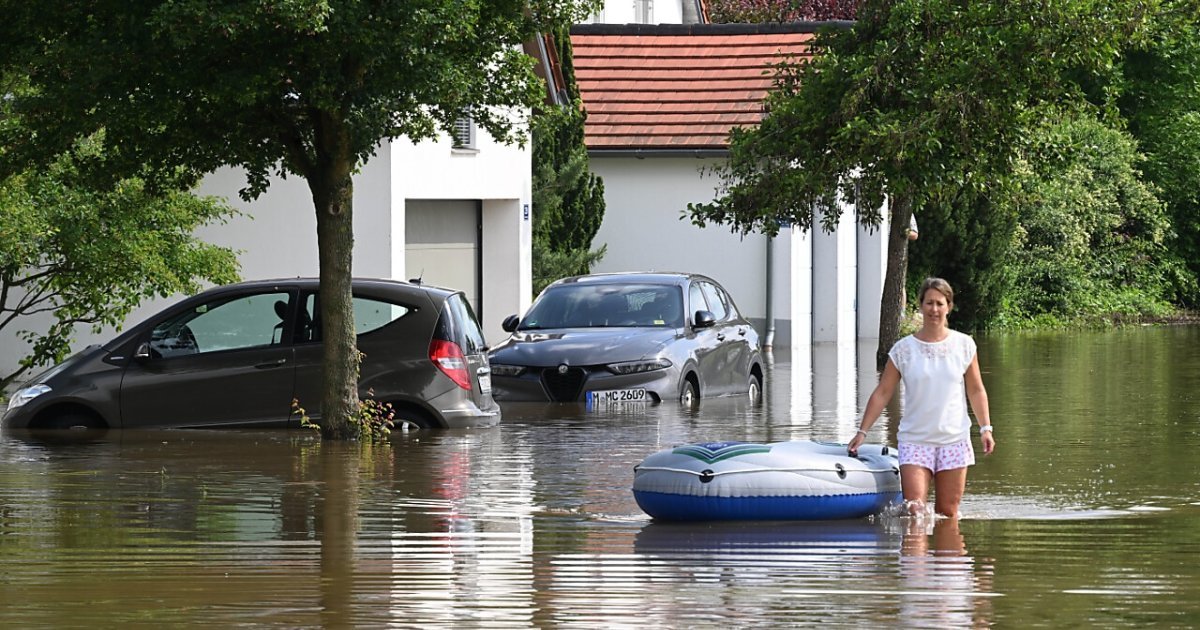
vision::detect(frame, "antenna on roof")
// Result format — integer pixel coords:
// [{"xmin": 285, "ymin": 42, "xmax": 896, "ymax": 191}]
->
[{"xmin": 409, "ymin": 269, "xmax": 424, "ymax": 285}]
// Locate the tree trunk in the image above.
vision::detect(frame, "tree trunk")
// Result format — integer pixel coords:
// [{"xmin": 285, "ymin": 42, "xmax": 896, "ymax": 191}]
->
[
  {"xmin": 312, "ymin": 169, "xmax": 359, "ymax": 440},
  {"xmin": 876, "ymin": 195, "xmax": 912, "ymax": 369}
]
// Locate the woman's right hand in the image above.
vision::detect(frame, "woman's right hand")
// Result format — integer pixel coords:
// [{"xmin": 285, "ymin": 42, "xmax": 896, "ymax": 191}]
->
[{"xmin": 847, "ymin": 432, "xmax": 866, "ymax": 457}]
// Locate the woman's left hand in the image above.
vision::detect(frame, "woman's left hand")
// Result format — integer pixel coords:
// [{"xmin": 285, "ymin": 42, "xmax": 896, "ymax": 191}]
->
[{"xmin": 981, "ymin": 431, "xmax": 995, "ymax": 455}]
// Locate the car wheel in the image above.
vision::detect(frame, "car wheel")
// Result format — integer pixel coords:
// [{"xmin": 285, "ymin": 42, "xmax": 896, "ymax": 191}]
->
[
  {"xmin": 748, "ymin": 373, "xmax": 763, "ymax": 406},
  {"xmin": 43, "ymin": 412, "xmax": 104, "ymax": 430},
  {"xmin": 679, "ymin": 378, "xmax": 699, "ymax": 410},
  {"xmin": 391, "ymin": 406, "xmax": 435, "ymax": 432}
]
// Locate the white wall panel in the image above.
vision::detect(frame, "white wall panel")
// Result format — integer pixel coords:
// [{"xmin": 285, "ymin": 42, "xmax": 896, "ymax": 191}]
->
[
  {"xmin": 856, "ymin": 202, "xmax": 890, "ymax": 339},
  {"xmin": 0, "ymin": 127, "xmax": 533, "ymax": 380},
  {"xmin": 590, "ymin": 156, "xmax": 766, "ymax": 319}
]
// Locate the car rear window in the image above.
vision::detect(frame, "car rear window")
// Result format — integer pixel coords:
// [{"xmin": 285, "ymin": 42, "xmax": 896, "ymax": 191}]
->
[
  {"xmin": 354, "ymin": 298, "xmax": 412, "ymax": 334},
  {"xmin": 299, "ymin": 293, "xmax": 415, "ymax": 341},
  {"xmin": 438, "ymin": 293, "xmax": 487, "ymax": 353}
]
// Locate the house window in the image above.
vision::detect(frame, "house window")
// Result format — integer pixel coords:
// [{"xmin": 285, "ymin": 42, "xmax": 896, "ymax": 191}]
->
[
  {"xmin": 452, "ymin": 116, "xmax": 476, "ymax": 150},
  {"xmin": 634, "ymin": 0, "xmax": 653, "ymax": 23}
]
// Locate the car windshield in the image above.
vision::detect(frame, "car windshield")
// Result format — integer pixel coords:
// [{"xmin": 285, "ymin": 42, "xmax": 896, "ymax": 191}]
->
[{"xmin": 518, "ymin": 283, "xmax": 685, "ymax": 330}]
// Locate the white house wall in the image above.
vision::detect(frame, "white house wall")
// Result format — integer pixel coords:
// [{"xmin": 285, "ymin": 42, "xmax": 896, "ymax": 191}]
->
[
  {"xmin": 589, "ymin": 156, "xmax": 888, "ymax": 351},
  {"xmin": 811, "ymin": 202, "xmax": 859, "ymax": 344},
  {"xmin": 589, "ymin": 156, "xmax": 773, "ymax": 335},
  {"xmin": 856, "ymin": 211, "xmax": 890, "ymax": 339},
  {"xmin": 0, "ymin": 130, "xmax": 531, "ymax": 381},
  {"xmin": 786, "ymin": 227, "xmax": 813, "ymax": 350},
  {"xmin": 390, "ymin": 130, "xmax": 532, "ymax": 343},
  {"xmin": 584, "ymin": 0, "xmax": 684, "ymax": 25}
]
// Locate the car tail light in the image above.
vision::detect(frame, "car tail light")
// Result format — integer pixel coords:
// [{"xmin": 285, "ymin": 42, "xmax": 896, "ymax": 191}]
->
[{"xmin": 430, "ymin": 338, "xmax": 472, "ymax": 390}]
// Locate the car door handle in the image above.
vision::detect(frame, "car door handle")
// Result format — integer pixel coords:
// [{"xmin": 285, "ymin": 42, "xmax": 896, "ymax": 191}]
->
[
  {"xmin": 255, "ymin": 358, "xmax": 288, "ymax": 369},
  {"xmin": 738, "ymin": 327, "xmax": 747, "ymax": 336},
  {"xmin": 717, "ymin": 334, "xmax": 726, "ymax": 342}
]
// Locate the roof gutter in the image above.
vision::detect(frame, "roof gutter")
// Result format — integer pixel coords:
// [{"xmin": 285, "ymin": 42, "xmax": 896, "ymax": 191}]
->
[
  {"xmin": 571, "ymin": 22, "xmax": 851, "ymax": 36},
  {"xmin": 588, "ymin": 148, "xmax": 730, "ymax": 159}
]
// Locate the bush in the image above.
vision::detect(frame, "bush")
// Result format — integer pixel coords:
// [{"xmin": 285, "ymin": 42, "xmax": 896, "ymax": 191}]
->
[
  {"xmin": 996, "ymin": 110, "xmax": 1181, "ymax": 325},
  {"xmin": 531, "ymin": 32, "xmax": 606, "ymax": 295},
  {"xmin": 706, "ymin": 0, "xmax": 859, "ymax": 23}
]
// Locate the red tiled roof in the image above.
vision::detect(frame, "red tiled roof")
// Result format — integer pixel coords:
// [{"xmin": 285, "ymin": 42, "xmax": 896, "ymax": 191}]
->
[{"xmin": 570, "ymin": 24, "xmax": 820, "ymax": 153}]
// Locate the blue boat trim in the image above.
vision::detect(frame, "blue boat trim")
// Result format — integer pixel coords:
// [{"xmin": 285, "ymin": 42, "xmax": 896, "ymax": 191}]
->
[{"xmin": 633, "ymin": 489, "xmax": 902, "ymax": 522}]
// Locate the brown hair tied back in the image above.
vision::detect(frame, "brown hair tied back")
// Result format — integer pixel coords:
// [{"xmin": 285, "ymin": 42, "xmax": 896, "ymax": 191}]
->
[{"xmin": 919, "ymin": 277, "xmax": 954, "ymax": 307}]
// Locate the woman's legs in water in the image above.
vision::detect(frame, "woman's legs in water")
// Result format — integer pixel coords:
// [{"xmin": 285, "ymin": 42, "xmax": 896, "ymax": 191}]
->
[
  {"xmin": 900, "ymin": 464, "xmax": 932, "ymax": 514},
  {"xmin": 900, "ymin": 464, "xmax": 968, "ymax": 518},
  {"xmin": 933, "ymin": 467, "xmax": 968, "ymax": 518},
  {"xmin": 898, "ymin": 440, "xmax": 973, "ymax": 517}
]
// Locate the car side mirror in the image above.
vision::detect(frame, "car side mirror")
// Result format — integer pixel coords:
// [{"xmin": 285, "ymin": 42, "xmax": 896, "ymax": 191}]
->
[
  {"xmin": 502, "ymin": 314, "xmax": 520, "ymax": 333},
  {"xmin": 134, "ymin": 342, "xmax": 153, "ymax": 361},
  {"xmin": 693, "ymin": 310, "xmax": 716, "ymax": 329}
]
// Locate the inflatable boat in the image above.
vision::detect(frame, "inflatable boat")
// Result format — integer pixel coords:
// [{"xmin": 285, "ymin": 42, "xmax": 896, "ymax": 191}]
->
[{"xmin": 633, "ymin": 440, "xmax": 901, "ymax": 521}]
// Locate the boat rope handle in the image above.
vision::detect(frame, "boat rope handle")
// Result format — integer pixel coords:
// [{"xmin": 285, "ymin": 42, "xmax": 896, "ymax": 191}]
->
[{"xmin": 636, "ymin": 465, "xmax": 900, "ymax": 477}]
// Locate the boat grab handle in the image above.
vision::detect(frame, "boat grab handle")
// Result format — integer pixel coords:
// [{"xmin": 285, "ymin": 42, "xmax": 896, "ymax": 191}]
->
[{"xmin": 637, "ymin": 465, "xmax": 901, "ymax": 478}]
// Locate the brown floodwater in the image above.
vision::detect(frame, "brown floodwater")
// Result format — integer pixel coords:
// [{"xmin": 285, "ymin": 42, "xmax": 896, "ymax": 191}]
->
[{"xmin": 2, "ymin": 326, "xmax": 1199, "ymax": 627}]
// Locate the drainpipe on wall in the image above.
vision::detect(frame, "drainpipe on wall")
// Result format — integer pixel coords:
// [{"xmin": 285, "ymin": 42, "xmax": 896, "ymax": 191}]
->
[
  {"xmin": 535, "ymin": 34, "xmax": 566, "ymax": 108},
  {"xmin": 764, "ymin": 233, "xmax": 775, "ymax": 350},
  {"xmin": 682, "ymin": 0, "xmax": 707, "ymax": 24}
]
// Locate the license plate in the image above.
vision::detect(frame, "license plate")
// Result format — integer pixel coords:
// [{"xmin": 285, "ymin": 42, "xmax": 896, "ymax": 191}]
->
[
  {"xmin": 587, "ymin": 388, "xmax": 647, "ymax": 408},
  {"xmin": 478, "ymin": 374, "xmax": 492, "ymax": 395}
]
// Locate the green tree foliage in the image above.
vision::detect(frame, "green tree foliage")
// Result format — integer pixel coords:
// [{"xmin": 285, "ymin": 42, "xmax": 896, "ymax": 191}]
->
[
  {"xmin": 688, "ymin": 0, "xmax": 1156, "ymax": 360},
  {"xmin": 1115, "ymin": 2, "xmax": 1200, "ymax": 305},
  {"xmin": 905, "ymin": 191, "xmax": 1018, "ymax": 332},
  {"xmin": 707, "ymin": 0, "xmax": 858, "ymax": 23},
  {"xmin": 0, "ymin": 0, "xmax": 596, "ymax": 437},
  {"xmin": 994, "ymin": 111, "xmax": 1181, "ymax": 327},
  {"xmin": 531, "ymin": 31, "xmax": 606, "ymax": 295},
  {"xmin": 0, "ymin": 141, "xmax": 239, "ymax": 391}
]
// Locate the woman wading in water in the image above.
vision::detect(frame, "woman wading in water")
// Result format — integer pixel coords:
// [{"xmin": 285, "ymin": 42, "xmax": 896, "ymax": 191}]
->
[{"xmin": 848, "ymin": 277, "xmax": 995, "ymax": 518}]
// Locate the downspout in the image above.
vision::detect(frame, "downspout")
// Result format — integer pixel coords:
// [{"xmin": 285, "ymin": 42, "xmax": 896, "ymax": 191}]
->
[
  {"xmin": 764, "ymin": 233, "xmax": 775, "ymax": 350},
  {"xmin": 535, "ymin": 34, "xmax": 564, "ymax": 107},
  {"xmin": 682, "ymin": 0, "xmax": 707, "ymax": 24}
]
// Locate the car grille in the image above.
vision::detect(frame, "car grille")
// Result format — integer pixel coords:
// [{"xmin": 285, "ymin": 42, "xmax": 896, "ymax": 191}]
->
[{"xmin": 540, "ymin": 367, "xmax": 587, "ymax": 402}]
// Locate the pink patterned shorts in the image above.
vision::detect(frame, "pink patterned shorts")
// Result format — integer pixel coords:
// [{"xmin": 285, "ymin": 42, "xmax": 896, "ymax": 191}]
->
[{"xmin": 898, "ymin": 439, "xmax": 976, "ymax": 473}]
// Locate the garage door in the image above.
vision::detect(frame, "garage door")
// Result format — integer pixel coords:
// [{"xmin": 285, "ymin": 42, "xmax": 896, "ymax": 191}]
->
[{"xmin": 405, "ymin": 200, "xmax": 482, "ymax": 316}]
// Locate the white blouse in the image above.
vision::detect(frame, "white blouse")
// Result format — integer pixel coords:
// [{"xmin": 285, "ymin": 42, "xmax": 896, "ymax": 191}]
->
[{"xmin": 888, "ymin": 330, "xmax": 977, "ymax": 446}]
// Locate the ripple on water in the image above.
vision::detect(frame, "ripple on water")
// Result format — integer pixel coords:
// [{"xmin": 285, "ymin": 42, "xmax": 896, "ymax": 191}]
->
[{"xmin": 957, "ymin": 493, "xmax": 1190, "ymax": 521}]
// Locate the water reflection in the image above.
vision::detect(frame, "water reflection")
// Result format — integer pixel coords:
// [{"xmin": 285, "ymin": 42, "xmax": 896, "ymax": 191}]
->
[
  {"xmin": 634, "ymin": 519, "xmax": 902, "ymax": 555},
  {"xmin": 768, "ymin": 340, "xmax": 900, "ymax": 444},
  {"xmin": 382, "ymin": 431, "xmax": 541, "ymax": 627},
  {"xmin": 811, "ymin": 341, "xmax": 858, "ymax": 436},
  {"xmin": 898, "ymin": 518, "xmax": 996, "ymax": 628},
  {"xmin": 2, "ymin": 327, "xmax": 1200, "ymax": 626}
]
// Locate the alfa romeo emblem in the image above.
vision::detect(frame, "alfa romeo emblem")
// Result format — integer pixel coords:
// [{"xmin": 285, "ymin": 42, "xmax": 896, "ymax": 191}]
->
[{"xmin": 557, "ymin": 364, "xmax": 569, "ymax": 374}]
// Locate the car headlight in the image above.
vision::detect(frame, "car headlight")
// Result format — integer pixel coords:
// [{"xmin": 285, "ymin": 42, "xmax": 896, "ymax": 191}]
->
[
  {"xmin": 490, "ymin": 364, "xmax": 526, "ymax": 377},
  {"xmin": 7, "ymin": 384, "xmax": 51, "ymax": 412},
  {"xmin": 606, "ymin": 359, "xmax": 672, "ymax": 375}
]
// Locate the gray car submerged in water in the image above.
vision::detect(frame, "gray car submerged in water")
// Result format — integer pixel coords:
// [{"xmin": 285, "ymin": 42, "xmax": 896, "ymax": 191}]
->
[
  {"xmin": 3, "ymin": 278, "xmax": 500, "ymax": 430},
  {"xmin": 487, "ymin": 272, "xmax": 764, "ymax": 406}
]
